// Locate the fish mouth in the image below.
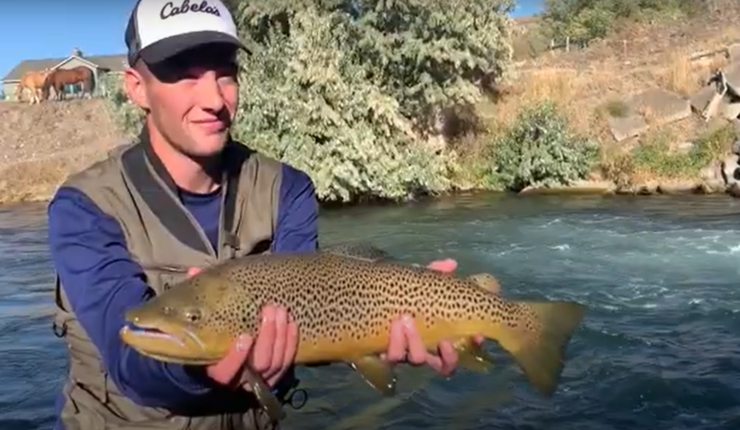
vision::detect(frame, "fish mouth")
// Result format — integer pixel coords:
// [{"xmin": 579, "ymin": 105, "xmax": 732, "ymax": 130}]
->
[{"xmin": 119, "ymin": 319, "xmax": 221, "ymax": 365}]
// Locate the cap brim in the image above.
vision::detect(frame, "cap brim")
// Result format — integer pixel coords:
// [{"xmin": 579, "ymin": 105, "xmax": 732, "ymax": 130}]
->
[{"xmin": 138, "ymin": 30, "xmax": 249, "ymax": 64}]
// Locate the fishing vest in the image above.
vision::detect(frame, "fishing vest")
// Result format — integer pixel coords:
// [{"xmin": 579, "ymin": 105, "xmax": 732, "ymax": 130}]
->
[{"xmin": 51, "ymin": 130, "xmax": 290, "ymax": 430}]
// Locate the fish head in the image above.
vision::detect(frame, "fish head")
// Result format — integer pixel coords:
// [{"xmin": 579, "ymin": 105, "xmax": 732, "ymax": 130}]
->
[{"xmin": 119, "ymin": 275, "xmax": 236, "ymax": 365}]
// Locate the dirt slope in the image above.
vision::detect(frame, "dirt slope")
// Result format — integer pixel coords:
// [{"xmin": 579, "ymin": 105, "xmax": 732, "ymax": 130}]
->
[{"xmin": 0, "ymin": 99, "xmax": 125, "ymax": 204}]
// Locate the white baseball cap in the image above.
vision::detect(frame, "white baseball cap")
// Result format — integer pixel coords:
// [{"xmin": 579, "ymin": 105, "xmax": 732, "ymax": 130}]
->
[{"xmin": 124, "ymin": 0, "xmax": 247, "ymax": 66}]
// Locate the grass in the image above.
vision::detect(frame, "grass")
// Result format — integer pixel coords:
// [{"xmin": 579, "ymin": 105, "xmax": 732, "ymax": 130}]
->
[{"xmin": 597, "ymin": 123, "xmax": 735, "ymax": 187}]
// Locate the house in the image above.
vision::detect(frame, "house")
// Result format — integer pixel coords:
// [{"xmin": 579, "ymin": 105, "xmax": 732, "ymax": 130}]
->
[{"xmin": 2, "ymin": 48, "xmax": 128, "ymax": 99}]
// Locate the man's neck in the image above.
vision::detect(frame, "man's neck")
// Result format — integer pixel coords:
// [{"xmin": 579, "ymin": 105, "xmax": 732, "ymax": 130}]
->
[{"xmin": 146, "ymin": 121, "xmax": 223, "ymax": 194}]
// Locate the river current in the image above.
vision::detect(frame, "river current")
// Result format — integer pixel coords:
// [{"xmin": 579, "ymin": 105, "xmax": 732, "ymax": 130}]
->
[{"xmin": 1, "ymin": 193, "xmax": 738, "ymax": 430}]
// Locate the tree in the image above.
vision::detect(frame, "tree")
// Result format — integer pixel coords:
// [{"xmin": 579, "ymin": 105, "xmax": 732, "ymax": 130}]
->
[{"xmin": 228, "ymin": 0, "xmax": 515, "ymax": 202}]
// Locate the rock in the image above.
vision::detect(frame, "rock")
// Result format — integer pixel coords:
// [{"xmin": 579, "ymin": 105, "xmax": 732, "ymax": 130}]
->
[
  {"xmin": 675, "ymin": 141, "xmax": 696, "ymax": 154},
  {"xmin": 721, "ymin": 155, "xmax": 740, "ymax": 186},
  {"xmin": 700, "ymin": 162, "xmax": 724, "ymax": 183},
  {"xmin": 732, "ymin": 138, "xmax": 740, "ymax": 156},
  {"xmin": 697, "ymin": 180, "xmax": 726, "ymax": 194},
  {"xmin": 725, "ymin": 62, "xmax": 740, "ymax": 97},
  {"xmin": 627, "ymin": 88, "xmax": 691, "ymax": 125},
  {"xmin": 631, "ymin": 181, "xmax": 659, "ymax": 195},
  {"xmin": 728, "ymin": 182, "xmax": 740, "ymax": 198},
  {"xmin": 657, "ymin": 181, "xmax": 700, "ymax": 194},
  {"xmin": 722, "ymin": 102, "xmax": 740, "ymax": 120},
  {"xmin": 518, "ymin": 180, "xmax": 616, "ymax": 195},
  {"xmin": 690, "ymin": 85, "xmax": 718, "ymax": 115},
  {"xmin": 608, "ymin": 115, "xmax": 648, "ymax": 142},
  {"xmin": 729, "ymin": 43, "xmax": 740, "ymax": 64}
]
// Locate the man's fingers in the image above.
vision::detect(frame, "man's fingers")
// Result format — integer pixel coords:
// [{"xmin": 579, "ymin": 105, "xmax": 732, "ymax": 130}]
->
[
  {"xmin": 436, "ymin": 340, "xmax": 458, "ymax": 377},
  {"xmin": 384, "ymin": 317, "xmax": 406, "ymax": 363},
  {"xmin": 284, "ymin": 317, "xmax": 299, "ymax": 366},
  {"xmin": 402, "ymin": 315, "xmax": 427, "ymax": 365},
  {"xmin": 251, "ymin": 306, "xmax": 276, "ymax": 373},
  {"xmin": 473, "ymin": 334, "xmax": 485, "ymax": 345},
  {"xmin": 266, "ymin": 306, "xmax": 289, "ymax": 379},
  {"xmin": 207, "ymin": 334, "xmax": 252, "ymax": 385},
  {"xmin": 426, "ymin": 259, "xmax": 457, "ymax": 273}
]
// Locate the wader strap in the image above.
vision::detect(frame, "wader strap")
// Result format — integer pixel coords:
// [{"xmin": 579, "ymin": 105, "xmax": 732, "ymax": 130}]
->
[
  {"xmin": 122, "ymin": 140, "xmax": 211, "ymax": 255},
  {"xmin": 222, "ymin": 142, "xmax": 245, "ymax": 253},
  {"xmin": 53, "ymin": 275, "xmax": 68, "ymax": 338},
  {"xmin": 120, "ymin": 129, "xmax": 246, "ymax": 257}
]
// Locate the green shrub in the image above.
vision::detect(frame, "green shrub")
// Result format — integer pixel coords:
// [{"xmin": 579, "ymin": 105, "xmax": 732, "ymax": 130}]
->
[
  {"xmin": 229, "ymin": 0, "xmax": 515, "ymax": 202},
  {"xmin": 542, "ymin": 0, "xmax": 688, "ymax": 46},
  {"xmin": 490, "ymin": 100, "xmax": 598, "ymax": 191},
  {"xmin": 99, "ymin": 73, "xmax": 143, "ymax": 140},
  {"xmin": 632, "ymin": 124, "xmax": 734, "ymax": 179}
]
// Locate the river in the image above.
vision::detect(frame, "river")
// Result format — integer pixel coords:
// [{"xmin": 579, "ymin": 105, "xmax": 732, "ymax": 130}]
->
[{"xmin": 1, "ymin": 193, "xmax": 739, "ymax": 430}]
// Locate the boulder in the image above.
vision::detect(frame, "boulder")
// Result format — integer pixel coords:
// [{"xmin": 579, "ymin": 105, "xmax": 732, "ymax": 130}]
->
[
  {"xmin": 729, "ymin": 43, "xmax": 740, "ymax": 64},
  {"xmin": 519, "ymin": 180, "xmax": 616, "ymax": 195},
  {"xmin": 722, "ymin": 102, "xmax": 740, "ymax": 120},
  {"xmin": 721, "ymin": 154, "xmax": 740, "ymax": 186},
  {"xmin": 627, "ymin": 88, "xmax": 691, "ymax": 125},
  {"xmin": 690, "ymin": 85, "xmax": 719, "ymax": 116},
  {"xmin": 608, "ymin": 115, "xmax": 648, "ymax": 142},
  {"xmin": 725, "ymin": 62, "xmax": 740, "ymax": 97},
  {"xmin": 728, "ymin": 182, "xmax": 740, "ymax": 198},
  {"xmin": 657, "ymin": 181, "xmax": 700, "ymax": 194}
]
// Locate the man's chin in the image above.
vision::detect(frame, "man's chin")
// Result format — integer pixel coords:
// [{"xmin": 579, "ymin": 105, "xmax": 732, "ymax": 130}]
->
[{"xmin": 187, "ymin": 134, "xmax": 229, "ymax": 158}]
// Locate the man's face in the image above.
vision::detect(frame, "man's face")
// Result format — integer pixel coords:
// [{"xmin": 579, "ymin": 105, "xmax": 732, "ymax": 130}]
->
[{"xmin": 125, "ymin": 44, "xmax": 240, "ymax": 158}]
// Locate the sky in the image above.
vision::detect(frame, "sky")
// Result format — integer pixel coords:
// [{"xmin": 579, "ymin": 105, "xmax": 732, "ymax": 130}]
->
[{"xmin": 0, "ymin": 0, "xmax": 544, "ymax": 79}]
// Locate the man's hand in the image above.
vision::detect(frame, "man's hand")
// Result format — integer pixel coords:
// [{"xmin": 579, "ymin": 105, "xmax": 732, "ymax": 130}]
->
[
  {"xmin": 186, "ymin": 267, "xmax": 298, "ymax": 391},
  {"xmin": 381, "ymin": 258, "xmax": 485, "ymax": 377}
]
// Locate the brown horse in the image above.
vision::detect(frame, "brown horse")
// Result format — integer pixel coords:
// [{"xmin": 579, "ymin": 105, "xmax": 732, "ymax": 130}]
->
[
  {"xmin": 43, "ymin": 66, "xmax": 94, "ymax": 101},
  {"xmin": 15, "ymin": 69, "xmax": 51, "ymax": 105}
]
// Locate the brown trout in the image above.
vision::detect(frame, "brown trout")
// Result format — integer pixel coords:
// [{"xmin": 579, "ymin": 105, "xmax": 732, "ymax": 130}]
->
[{"xmin": 120, "ymin": 246, "xmax": 586, "ymax": 423}]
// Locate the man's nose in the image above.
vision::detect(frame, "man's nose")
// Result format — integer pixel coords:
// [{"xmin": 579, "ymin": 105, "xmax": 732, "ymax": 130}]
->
[{"xmin": 194, "ymin": 71, "xmax": 225, "ymax": 112}]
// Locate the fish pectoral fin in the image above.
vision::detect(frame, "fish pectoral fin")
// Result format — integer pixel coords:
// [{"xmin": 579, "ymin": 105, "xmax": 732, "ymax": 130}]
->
[
  {"xmin": 241, "ymin": 367, "xmax": 286, "ymax": 423},
  {"xmin": 453, "ymin": 337, "xmax": 495, "ymax": 373},
  {"xmin": 348, "ymin": 355, "xmax": 397, "ymax": 396},
  {"xmin": 467, "ymin": 273, "xmax": 501, "ymax": 294}
]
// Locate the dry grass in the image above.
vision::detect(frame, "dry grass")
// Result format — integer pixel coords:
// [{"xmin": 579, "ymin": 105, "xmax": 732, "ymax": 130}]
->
[
  {"xmin": 0, "ymin": 99, "xmax": 125, "ymax": 204},
  {"xmin": 476, "ymin": 7, "xmax": 740, "ymax": 185},
  {"xmin": 0, "ymin": 146, "xmax": 116, "ymax": 205}
]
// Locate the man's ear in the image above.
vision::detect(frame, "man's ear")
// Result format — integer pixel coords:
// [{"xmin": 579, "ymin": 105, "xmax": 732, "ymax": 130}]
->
[{"xmin": 123, "ymin": 65, "xmax": 150, "ymax": 110}]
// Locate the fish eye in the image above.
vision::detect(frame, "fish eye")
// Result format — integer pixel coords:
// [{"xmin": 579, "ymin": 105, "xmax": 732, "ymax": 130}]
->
[{"xmin": 184, "ymin": 308, "xmax": 202, "ymax": 323}]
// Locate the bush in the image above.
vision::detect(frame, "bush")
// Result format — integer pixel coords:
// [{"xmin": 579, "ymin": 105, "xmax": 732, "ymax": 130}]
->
[
  {"xmin": 490, "ymin": 100, "xmax": 598, "ymax": 191},
  {"xmin": 228, "ymin": 0, "xmax": 515, "ymax": 202},
  {"xmin": 100, "ymin": 73, "xmax": 143, "ymax": 140},
  {"xmin": 541, "ymin": 0, "xmax": 688, "ymax": 45},
  {"xmin": 632, "ymin": 124, "xmax": 734, "ymax": 179}
]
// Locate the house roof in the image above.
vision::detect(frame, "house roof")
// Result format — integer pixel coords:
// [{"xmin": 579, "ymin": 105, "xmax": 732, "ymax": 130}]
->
[{"xmin": 2, "ymin": 54, "xmax": 128, "ymax": 82}]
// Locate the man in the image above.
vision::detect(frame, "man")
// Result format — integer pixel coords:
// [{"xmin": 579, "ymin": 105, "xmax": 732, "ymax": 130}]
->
[{"xmin": 47, "ymin": 0, "xmax": 483, "ymax": 429}]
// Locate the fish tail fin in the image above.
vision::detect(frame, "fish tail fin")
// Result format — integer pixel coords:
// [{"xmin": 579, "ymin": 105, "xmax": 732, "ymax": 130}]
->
[{"xmin": 485, "ymin": 300, "xmax": 586, "ymax": 397}]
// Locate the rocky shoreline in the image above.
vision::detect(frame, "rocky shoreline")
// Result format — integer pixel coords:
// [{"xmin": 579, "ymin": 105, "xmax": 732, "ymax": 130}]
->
[{"xmin": 520, "ymin": 153, "xmax": 740, "ymax": 198}]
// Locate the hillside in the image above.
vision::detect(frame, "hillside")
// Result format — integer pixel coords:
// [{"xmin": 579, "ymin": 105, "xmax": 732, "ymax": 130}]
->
[
  {"xmin": 0, "ymin": 99, "xmax": 125, "ymax": 204},
  {"xmin": 477, "ymin": 3, "xmax": 740, "ymax": 193},
  {"xmin": 2, "ymin": 5, "xmax": 740, "ymax": 205}
]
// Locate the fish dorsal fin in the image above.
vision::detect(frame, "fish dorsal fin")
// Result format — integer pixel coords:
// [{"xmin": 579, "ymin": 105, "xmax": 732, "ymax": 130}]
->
[
  {"xmin": 467, "ymin": 273, "xmax": 501, "ymax": 294},
  {"xmin": 321, "ymin": 242, "xmax": 394, "ymax": 262}
]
